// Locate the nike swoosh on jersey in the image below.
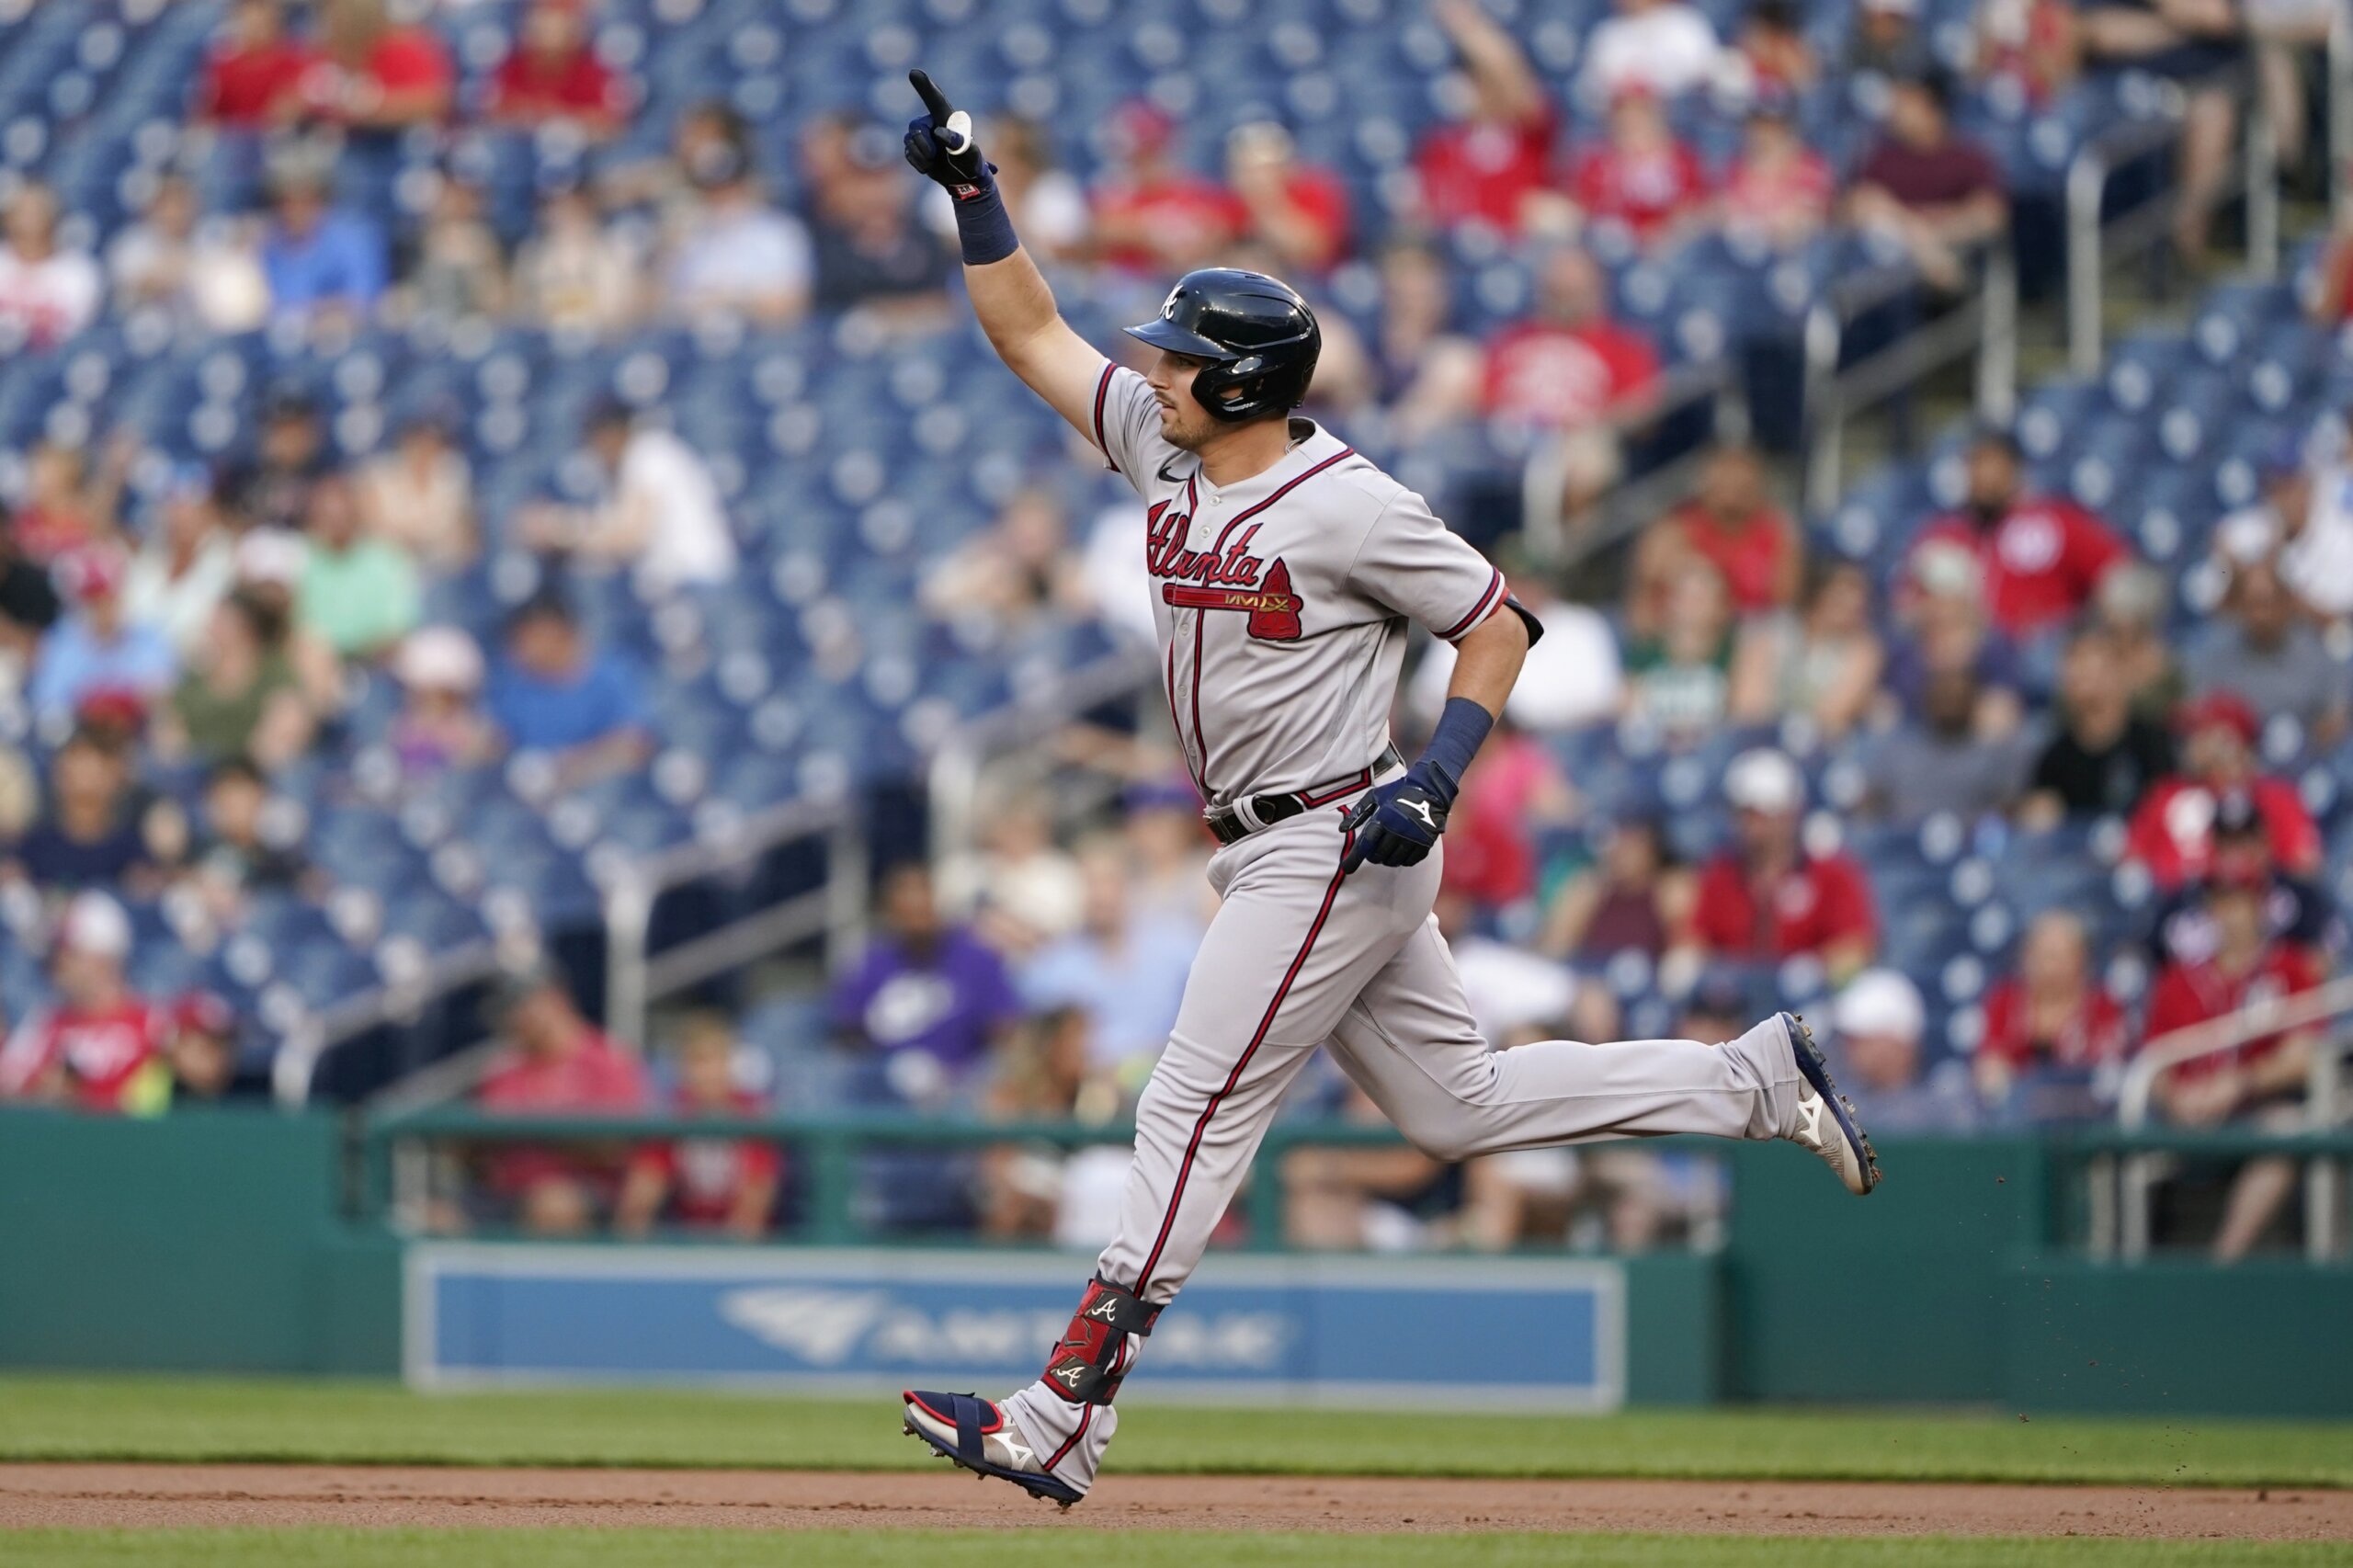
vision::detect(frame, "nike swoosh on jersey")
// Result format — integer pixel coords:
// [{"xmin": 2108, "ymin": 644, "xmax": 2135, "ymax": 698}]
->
[{"xmin": 1157, "ymin": 456, "xmax": 1188, "ymax": 483}]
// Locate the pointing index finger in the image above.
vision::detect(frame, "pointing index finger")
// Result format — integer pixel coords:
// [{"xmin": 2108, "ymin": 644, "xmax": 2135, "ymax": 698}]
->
[{"xmin": 909, "ymin": 69, "xmax": 954, "ymax": 122}]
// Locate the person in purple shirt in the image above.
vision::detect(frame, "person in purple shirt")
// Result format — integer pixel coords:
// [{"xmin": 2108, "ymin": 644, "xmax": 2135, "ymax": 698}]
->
[{"xmin": 831, "ymin": 860, "xmax": 1020, "ymax": 1083}]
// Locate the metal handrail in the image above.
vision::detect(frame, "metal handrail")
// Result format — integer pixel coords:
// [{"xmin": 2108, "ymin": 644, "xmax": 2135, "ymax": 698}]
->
[
  {"xmin": 2335, "ymin": 8, "xmax": 2353, "ymax": 221},
  {"xmin": 1520, "ymin": 357, "xmax": 1735, "ymax": 569},
  {"xmin": 925, "ymin": 646, "xmax": 1160, "ymax": 872},
  {"xmin": 2109, "ymin": 973, "xmax": 2353, "ymax": 1262},
  {"xmin": 2065, "ymin": 68, "xmax": 2279, "ymax": 376},
  {"xmin": 1801, "ymin": 242, "xmax": 2018, "ymax": 513},
  {"xmin": 598, "ymin": 792, "xmax": 863, "ymax": 1049},
  {"xmin": 270, "ymin": 937, "xmax": 507, "ymax": 1107}
]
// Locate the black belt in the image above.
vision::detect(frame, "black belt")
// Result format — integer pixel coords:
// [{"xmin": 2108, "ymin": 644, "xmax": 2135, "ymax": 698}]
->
[{"xmin": 1203, "ymin": 744, "xmax": 1403, "ymax": 846}]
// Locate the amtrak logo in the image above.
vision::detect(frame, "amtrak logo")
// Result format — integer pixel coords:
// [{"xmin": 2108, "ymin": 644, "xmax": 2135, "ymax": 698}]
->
[
  {"xmin": 717, "ymin": 1285, "xmax": 1289, "ymax": 1371},
  {"xmin": 720, "ymin": 1289, "xmax": 887, "ymax": 1365}
]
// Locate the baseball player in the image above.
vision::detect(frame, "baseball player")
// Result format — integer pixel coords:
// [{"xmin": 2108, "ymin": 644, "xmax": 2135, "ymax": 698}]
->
[{"xmin": 896, "ymin": 71, "xmax": 1879, "ymax": 1507}]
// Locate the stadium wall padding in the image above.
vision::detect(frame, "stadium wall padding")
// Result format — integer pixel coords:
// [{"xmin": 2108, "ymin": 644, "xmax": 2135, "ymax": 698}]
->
[
  {"xmin": 0, "ymin": 1108, "xmax": 400, "ymax": 1377},
  {"xmin": 2, "ymin": 1110, "xmax": 2346, "ymax": 1414}
]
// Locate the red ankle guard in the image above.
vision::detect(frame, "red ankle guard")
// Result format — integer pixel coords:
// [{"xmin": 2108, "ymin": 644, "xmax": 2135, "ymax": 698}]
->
[{"xmin": 1041, "ymin": 1276, "xmax": 1162, "ymax": 1405}]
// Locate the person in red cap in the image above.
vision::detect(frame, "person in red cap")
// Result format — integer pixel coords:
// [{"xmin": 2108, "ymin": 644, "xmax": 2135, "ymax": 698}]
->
[
  {"xmin": 614, "ymin": 1012, "xmax": 780, "ymax": 1241},
  {"xmin": 1905, "ymin": 429, "xmax": 2130, "ymax": 641},
  {"xmin": 2126, "ymin": 691, "xmax": 2322, "ymax": 892},
  {"xmin": 2142, "ymin": 858, "xmax": 2328, "ymax": 1260},
  {"xmin": 1412, "ymin": 0, "xmax": 1563, "ymax": 235},
  {"xmin": 1087, "ymin": 102, "xmax": 1246, "ymax": 275},
  {"xmin": 165, "ymin": 990, "xmax": 241, "ymax": 1101},
  {"xmin": 0, "ymin": 892, "xmax": 174, "ymax": 1115},
  {"xmin": 486, "ymin": 0, "xmax": 625, "ymax": 139},
  {"xmin": 1563, "ymin": 85, "xmax": 1712, "ymax": 252},
  {"xmin": 28, "ymin": 548, "xmax": 178, "ymax": 725}
]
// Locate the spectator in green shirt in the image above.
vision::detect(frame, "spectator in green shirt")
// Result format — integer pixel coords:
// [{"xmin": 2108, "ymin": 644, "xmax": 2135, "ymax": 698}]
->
[{"xmin": 297, "ymin": 472, "xmax": 418, "ymax": 659}]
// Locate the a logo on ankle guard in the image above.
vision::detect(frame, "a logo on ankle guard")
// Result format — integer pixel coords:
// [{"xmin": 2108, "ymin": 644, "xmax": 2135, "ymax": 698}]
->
[
  {"xmin": 1049, "ymin": 1362, "xmax": 1088, "ymax": 1391},
  {"xmin": 1083, "ymin": 1297, "xmax": 1121, "ymax": 1323}
]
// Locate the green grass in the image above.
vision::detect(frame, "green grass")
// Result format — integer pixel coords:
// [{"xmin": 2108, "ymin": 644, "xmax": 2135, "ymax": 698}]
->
[
  {"xmin": 2, "ymin": 1376, "xmax": 2350, "ymax": 1488},
  {"xmin": 0, "ymin": 1532, "xmax": 2342, "ymax": 1568}
]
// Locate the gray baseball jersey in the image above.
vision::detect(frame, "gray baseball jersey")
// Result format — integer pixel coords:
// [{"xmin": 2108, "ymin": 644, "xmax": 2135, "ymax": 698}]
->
[
  {"xmin": 1088, "ymin": 362, "xmax": 1508, "ymax": 803},
  {"xmin": 988, "ymin": 356, "xmax": 1807, "ymax": 1496}
]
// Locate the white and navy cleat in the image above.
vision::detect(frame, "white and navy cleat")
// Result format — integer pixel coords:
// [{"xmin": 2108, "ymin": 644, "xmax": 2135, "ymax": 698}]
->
[
  {"xmin": 1779, "ymin": 1012, "xmax": 1881, "ymax": 1195},
  {"xmin": 901, "ymin": 1390, "xmax": 1083, "ymax": 1508}
]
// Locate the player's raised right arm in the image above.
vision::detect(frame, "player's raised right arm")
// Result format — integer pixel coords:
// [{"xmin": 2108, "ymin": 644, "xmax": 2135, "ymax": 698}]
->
[{"xmin": 905, "ymin": 71, "xmax": 1108, "ymax": 439}]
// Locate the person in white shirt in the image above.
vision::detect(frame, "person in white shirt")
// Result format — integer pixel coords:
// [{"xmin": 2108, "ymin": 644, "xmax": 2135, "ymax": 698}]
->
[
  {"xmin": 0, "ymin": 182, "xmax": 102, "ymax": 348},
  {"xmin": 663, "ymin": 143, "xmax": 813, "ymax": 325},
  {"xmin": 1408, "ymin": 577, "xmax": 1624, "ymax": 733},
  {"xmin": 2213, "ymin": 440, "xmax": 2353, "ymax": 621},
  {"xmin": 1580, "ymin": 0, "xmax": 1727, "ymax": 106},
  {"xmin": 122, "ymin": 466, "xmax": 239, "ymax": 661},
  {"xmin": 517, "ymin": 399, "xmax": 737, "ymax": 591}
]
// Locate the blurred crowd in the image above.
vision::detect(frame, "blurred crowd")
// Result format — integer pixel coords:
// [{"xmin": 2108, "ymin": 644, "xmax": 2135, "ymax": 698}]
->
[{"xmin": 0, "ymin": 2, "xmax": 2345, "ymax": 1265}]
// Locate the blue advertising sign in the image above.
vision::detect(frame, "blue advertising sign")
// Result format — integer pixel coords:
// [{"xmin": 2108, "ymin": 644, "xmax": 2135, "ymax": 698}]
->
[{"xmin": 405, "ymin": 1245, "xmax": 1624, "ymax": 1410}]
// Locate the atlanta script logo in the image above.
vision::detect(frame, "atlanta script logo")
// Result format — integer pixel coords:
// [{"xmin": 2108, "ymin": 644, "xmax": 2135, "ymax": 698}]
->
[{"xmin": 1146, "ymin": 497, "xmax": 1302, "ymax": 642}]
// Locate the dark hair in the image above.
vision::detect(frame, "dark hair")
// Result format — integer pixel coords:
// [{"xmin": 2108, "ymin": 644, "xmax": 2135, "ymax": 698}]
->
[
  {"xmin": 1896, "ymin": 68, "xmax": 1956, "ymax": 115},
  {"xmin": 224, "ymin": 586, "xmax": 289, "ymax": 648},
  {"xmin": 1972, "ymin": 424, "xmax": 2023, "ymax": 462},
  {"xmin": 1749, "ymin": 0, "xmax": 1801, "ymax": 31},
  {"xmin": 208, "ymin": 755, "xmax": 267, "ymax": 792},
  {"xmin": 506, "ymin": 588, "xmax": 577, "ymax": 634}
]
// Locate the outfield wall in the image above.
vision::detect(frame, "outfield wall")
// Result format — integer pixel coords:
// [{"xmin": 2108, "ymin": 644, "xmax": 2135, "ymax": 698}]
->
[{"xmin": 1, "ymin": 1108, "xmax": 2345, "ymax": 1415}]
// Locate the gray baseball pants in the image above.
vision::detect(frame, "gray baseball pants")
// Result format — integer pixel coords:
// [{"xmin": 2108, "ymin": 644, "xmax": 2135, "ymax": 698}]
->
[{"xmin": 1002, "ymin": 802, "xmax": 1803, "ymax": 1487}]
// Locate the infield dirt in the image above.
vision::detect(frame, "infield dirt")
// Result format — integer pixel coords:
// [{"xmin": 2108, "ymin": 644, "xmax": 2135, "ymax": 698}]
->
[{"xmin": 1, "ymin": 1465, "xmax": 2348, "ymax": 1540}]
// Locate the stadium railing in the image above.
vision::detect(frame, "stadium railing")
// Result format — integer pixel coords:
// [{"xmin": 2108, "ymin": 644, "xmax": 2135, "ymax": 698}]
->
[
  {"xmin": 2103, "ymin": 976, "xmax": 2353, "ymax": 1262},
  {"xmin": 1800, "ymin": 239, "xmax": 2019, "ymax": 513},
  {"xmin": 2066, "ymin": 68, "xmax": 2281, "ymax": 376}
]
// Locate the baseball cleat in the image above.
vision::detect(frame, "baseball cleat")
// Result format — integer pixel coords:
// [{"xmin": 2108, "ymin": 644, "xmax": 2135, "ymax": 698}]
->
[
  {"xmin": 1779, "ymin": 1012, "xmax": 1881, "ymax": 1195},
  {"xmin": 901, "ymin": 1390, "xmax": 1083, "ymax": 1508}
]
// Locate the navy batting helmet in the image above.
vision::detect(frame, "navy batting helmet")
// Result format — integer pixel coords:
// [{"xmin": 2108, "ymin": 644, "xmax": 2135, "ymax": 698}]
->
[{"xmin": 1123, "ymin": 268, "xmax": 1321, "ymax": 424}]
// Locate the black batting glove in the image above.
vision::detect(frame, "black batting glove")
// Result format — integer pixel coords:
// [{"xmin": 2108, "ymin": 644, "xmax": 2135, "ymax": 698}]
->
[
  {"xmin": 1339, "ymin": 761, "xmax": 1455, "ymax": 873},
  {"xmin": 904, "ymin": 69, "xmax": 995, "ymax": 199}
]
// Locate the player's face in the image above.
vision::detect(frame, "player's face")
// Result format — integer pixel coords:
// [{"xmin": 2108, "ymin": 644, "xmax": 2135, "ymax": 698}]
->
[{"xmin": 1145, "ymin": 351, "xmax": 1223, "ymax": 451}]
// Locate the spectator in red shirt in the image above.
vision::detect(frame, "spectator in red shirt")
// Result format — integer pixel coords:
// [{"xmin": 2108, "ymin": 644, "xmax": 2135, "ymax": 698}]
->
[
  {"xmin": 298, "ymin": 0, "xmax": 454, "ymax": 133},
  {"xmin": 487, "ymin": 0, "xmax": 625, "ymax": 140},
  {"xmin": 615, "ymin": 1013, "xmax": 780, "ymax": 1241},
  {"xmin": 1720, "ymin": 95, "xmax": 1835, "ymax": 252},
  {"xmin": 2126, "ymin": 692, "xmax": 2324, "ymax": 892},
  {"xmin": 1438, "ymin": 717, "xmax": 1577, "ymax": 914},
  {"xmin": 1482, "ymin": 246, "xmax": 1661, "ymax": 535},
  {"xmin": 2142, "ymin": 862, "xmax": 2328, "ymax": 1259},
  {"xmin": 1224, "ymin": 121, "xmax": 1352, "ymax": 273},
  {"xmin": 0, "ymin": 892, "xmax": 173, "ymax": 1116},
  {"xmin": 475, "ymin": 967, "xmax": 648, "ymax": 1235},
  {"xmin": 1846, "ymin": 70, "xmax": 2008, "ymax": 291},
  {"xmin": 1687, "ymin": 747, "xmax": 1878, "ymax": 981},
  {"xmin": 1630, "ymin": 443, "xmax": 1801, "ymax": 633},
  {"xmin": 1565, "ymin": 87, "xmax": 1711, "ymax": 252},
  {"xmin": 1089, "ymin": 101, "xmax": 1246, "ymax": 275},
  {"xmin": 1975, "ymin": 909, "xmax": 2127, "ymax": 1108},
  {"xmin": 1906, "ymin": 429, "xmax": 2128, "ymax": 641},
  {"xmin": 1413, "ymin": 0, "xmax": 1563, "ymax": 234},
  {"xmin": 199, "ymin": 0, "xmax": 313, "ymax": 130}
]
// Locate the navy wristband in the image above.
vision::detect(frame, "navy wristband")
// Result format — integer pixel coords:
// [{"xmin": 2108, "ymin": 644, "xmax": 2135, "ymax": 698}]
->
[
  {"xmin": 1417, "ymin": 697, "xmax": 1494, "ymax": 802},
  {"xmin": 951, "ymin": 177, "xmax": 1017, "ymax": 266}
]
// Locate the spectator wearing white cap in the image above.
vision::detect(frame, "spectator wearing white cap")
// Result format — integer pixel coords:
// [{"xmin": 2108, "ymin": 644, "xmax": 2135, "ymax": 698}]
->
[
  {"xmin": 1830, "ymin": 968, "xmax": 1978, "ymax": 1133},
  {"xmin": 0, "ymin": 891, "xmax": 174, "ymax": 1115},
  {"xmin": 1683, "ymin": 747, "xmax": 1878, "ymax": 983},
  {"xmin": 392, "ymin": 626, "xmax": 496, "ymax": 777}
]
